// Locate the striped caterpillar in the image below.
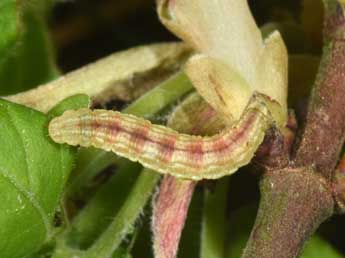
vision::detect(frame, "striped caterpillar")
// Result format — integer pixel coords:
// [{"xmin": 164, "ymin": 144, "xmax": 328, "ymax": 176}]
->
[{"xmin": 49, "ymin": 94, "xmax": 273, "ymax": 180}]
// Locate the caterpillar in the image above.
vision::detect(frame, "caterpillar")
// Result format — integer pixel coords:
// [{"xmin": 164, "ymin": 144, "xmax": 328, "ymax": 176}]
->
[{"xmin": 48, "ymin": 95, "xmax": 272, "ymax": 180}]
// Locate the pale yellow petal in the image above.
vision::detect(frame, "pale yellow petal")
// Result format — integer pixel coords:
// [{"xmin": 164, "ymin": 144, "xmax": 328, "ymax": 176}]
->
[
  {"xmin": 185, "ymin": 55, "xmax": 252, "ymax": 121},
  {"xmin": 157, "ymin": 0, "xmax": 263, "ymax": 88},
  {"xmin": 257, "ymin": 31, "xmax": 288, "ymax": 126}
]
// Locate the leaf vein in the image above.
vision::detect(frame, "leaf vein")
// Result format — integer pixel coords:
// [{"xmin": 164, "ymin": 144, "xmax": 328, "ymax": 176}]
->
[{"xmin": 0, "ymin": 169, "xmax": 51, "ymax": 238}]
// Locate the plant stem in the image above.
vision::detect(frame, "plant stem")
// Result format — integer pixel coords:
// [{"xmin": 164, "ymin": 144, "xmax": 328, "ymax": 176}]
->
[
  {"xmin": 123, "ymin": 72, "xmax": 193, "ymax": 118},
  {"xmin": 243, "ymin": 1, "xmax": 345, "ymax": 257},
  {"xmin": 81, "ymin": 169, "xmax": 160, "ymax": 258},
  {"xmin": 294, "ymin": 0, "xmax": 345, "ymax": 179},
  {"xmin": 242, "ymin": 169, "xmax": 334, "ymax": 258},
  {"xmin": 68, "ymin": 161, "xmax": 142, "ymax": 249}
]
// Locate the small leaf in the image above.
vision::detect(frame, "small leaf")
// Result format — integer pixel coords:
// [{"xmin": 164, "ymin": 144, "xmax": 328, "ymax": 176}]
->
[
  {"xmin": 0, "ymin": 99, "xmax": 74, "ymax": 258},
  {"xmin": 48, "ymin": 94, "xmax": 91, "ymax": 118}
]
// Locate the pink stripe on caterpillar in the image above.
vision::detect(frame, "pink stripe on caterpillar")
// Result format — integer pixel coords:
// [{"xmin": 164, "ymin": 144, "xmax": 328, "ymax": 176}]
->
[
  {"xmin": 129, "ymin": 123, "xmax": 151, "ymax": 155},
  {"xmin": 108, "ymin": 115, "xmax": 122, "ymax": 143},
  {"xmin": 157, "ymin": 134, "xmax": 177, "ymax": 163},
  {"xmin": 185, "ymin": 139, "xmax": 203, "ymax": 168},
  {"xmin": 49, "ymin": 96, "xmax": 272, "ymax": 180}
]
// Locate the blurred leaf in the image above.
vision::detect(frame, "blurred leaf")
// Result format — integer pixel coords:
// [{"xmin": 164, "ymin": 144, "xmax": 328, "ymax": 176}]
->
[
  {"xmin": 67, "ymin": 161, "xmax": 142, "ymax": 249},
  {"xmin": 261, "ymin": 22, "xmax": 311, "ymax": 54},
  {"xmin": 201, "ymin": 179, "xmax": 228, "ymax": 258},
  {"xmin": 302, "ymin": 0, "xmax": 324, "ymax": 52},
  {"xmin": 0, "ymin": 0, "xmax": 58, "ymax": 95},
  {"xmin": 288, "ymin": 54, "xmax": 320, "ymax": 106},
  {"xmin": 132, "ymin": 214, "xmax": 155, "ymax": 258},
  {"xmin": 0, "ymin": 99, "xmax": 74, "ymax": 258},
  {"xmin": 79, "ymin": 169, "xmax": 160, "ymax": 258},
  {"xmin": 226, "ymin": 205, "xmax": 257, "ymax": 258},
  {"xmin": 113, "ymin": 246, "xmax": 133, "ymax": 258},
  {"xmin": 64, "ymin": 148, "xmax": 120, "ymax": 199},
  {"xmin": 255, "ymin": 0, "xmax": 301, "ymax": 22},
  {"xmin": 177, "ymin": 188, "xmax": 203, "ymax": 258},
  {"xmin": 303, "ymin": 236, "xmax": 344, "ymax": 258},
  {"xmin": 0, "ymin": 0, "xmax": 21, "ymax": 59}
]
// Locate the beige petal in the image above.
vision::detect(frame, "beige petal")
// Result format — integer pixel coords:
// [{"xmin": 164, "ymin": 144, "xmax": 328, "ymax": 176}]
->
[
  {"xmin": 157, "ymin": 0, "xmax": 263, "ymax": 88},
  {"xmin": 168, "ymin": 92, "xmax": 227, "ymax": 135},
  {"xmin": 158, "ymin": 0, "xmax": 288, "ymax": 125},
  {"xmin": 257, "ymin": 31, "xmax": 288, "ymax": 126},
  {"xmin": 185, "ymin": 55, "xmax": 252, "ymax": 121}
]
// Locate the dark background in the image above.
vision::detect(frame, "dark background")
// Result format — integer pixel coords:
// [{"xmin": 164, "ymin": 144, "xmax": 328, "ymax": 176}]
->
[{"xmin": 50, "ymin": 0, "xmax": 302, "ymax": 71}]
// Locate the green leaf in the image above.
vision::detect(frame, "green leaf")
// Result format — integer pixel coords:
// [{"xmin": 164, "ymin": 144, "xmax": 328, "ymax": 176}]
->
[
  {"xmin": 79, "ymin": 169, "xmax": 160, "ymax": 258},
  {"xmin": 67, "ymin": 161, "xmax": 142, "ymax": 249},
  {"xmin": 0, "ymin": 1, "xmax": 58, "ymax": 95},
  {"xmin": 226, "ymin": 205, "xmax": 258, "ymax": 258},
  {"xmin": 0, "ymin": 0, "xmax": 21, "ymax": 58},
  {"xmin": 0, "ymin": 99, "xmax": 74, "ymax": 258},
  {"xmin": 177, "ymin": 188, "xmax": 203, "ymax": 258},
  {"xmin": 113, "ymin": 247, "xmax": 133, "ymax": 258},
  {"xmin": 201, "ymin": 179, "xmax": 228, "ymax": 258},
  {"xmin": 302, "ymin": 236, "xmax": 344, "ymax": 258},
  {"xmin": 48, "ymin": 94, "xmax": 91, "ymax": 119}
]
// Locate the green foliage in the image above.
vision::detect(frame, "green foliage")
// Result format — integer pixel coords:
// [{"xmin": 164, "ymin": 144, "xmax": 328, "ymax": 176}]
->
[
  {"xmin": 0, "ymin": 0, "xmax": 20, "ymax": 57},
  {"xmin": 48, "ymin": 94, "xmax": 91, "ymax": 119},
  {"xmin": 201, "ymin": 179, "xmax": 228, "ymax": 258},
  {"xmin": 67, "ymin": 161, "xmax": 142, "ymax": 249},
  {"xmin": 0, "ymin": 0, "xmax": 58, "ymax": 95},
  {"xmin": 0, "ymin": 99, "xmax": 74, "ymax": 258}
]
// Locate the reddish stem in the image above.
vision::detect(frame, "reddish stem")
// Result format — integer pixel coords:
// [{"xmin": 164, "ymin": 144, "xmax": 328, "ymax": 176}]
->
[
  {"xmin": 294, "ymin": 1, "xmax": 345, "ymax": 179},
  {"xmin": 242, "ymin": 170, "xmax": 334, "ymax": 258},
  {"xmin": 242, "ymin": 1, "xmax": 345, "ymax": 257}
]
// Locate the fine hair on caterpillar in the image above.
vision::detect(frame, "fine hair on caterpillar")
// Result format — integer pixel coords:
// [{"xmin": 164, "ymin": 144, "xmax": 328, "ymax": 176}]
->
[{"xmin": 49, "ymin": 94, "xmax": 273, "ymax": 180}]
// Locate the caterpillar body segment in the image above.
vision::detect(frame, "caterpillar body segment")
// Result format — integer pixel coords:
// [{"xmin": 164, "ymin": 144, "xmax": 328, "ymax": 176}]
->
[{"xmin": 49, "ymin": 94, "xmax": 273, "ymax": 180}]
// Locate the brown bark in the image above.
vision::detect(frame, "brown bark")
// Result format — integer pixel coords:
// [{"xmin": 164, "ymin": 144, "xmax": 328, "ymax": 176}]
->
[
  {"xmin": 242, "ymin": 169, "xmax": 333, "ymax": 258},
  {"xmin": 242, "ymin": 1, "xmax": 345, "ymax": 257},
  {"xmin": 294, "ymin": 1, "xmax": 345, "ymax": 179}
]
